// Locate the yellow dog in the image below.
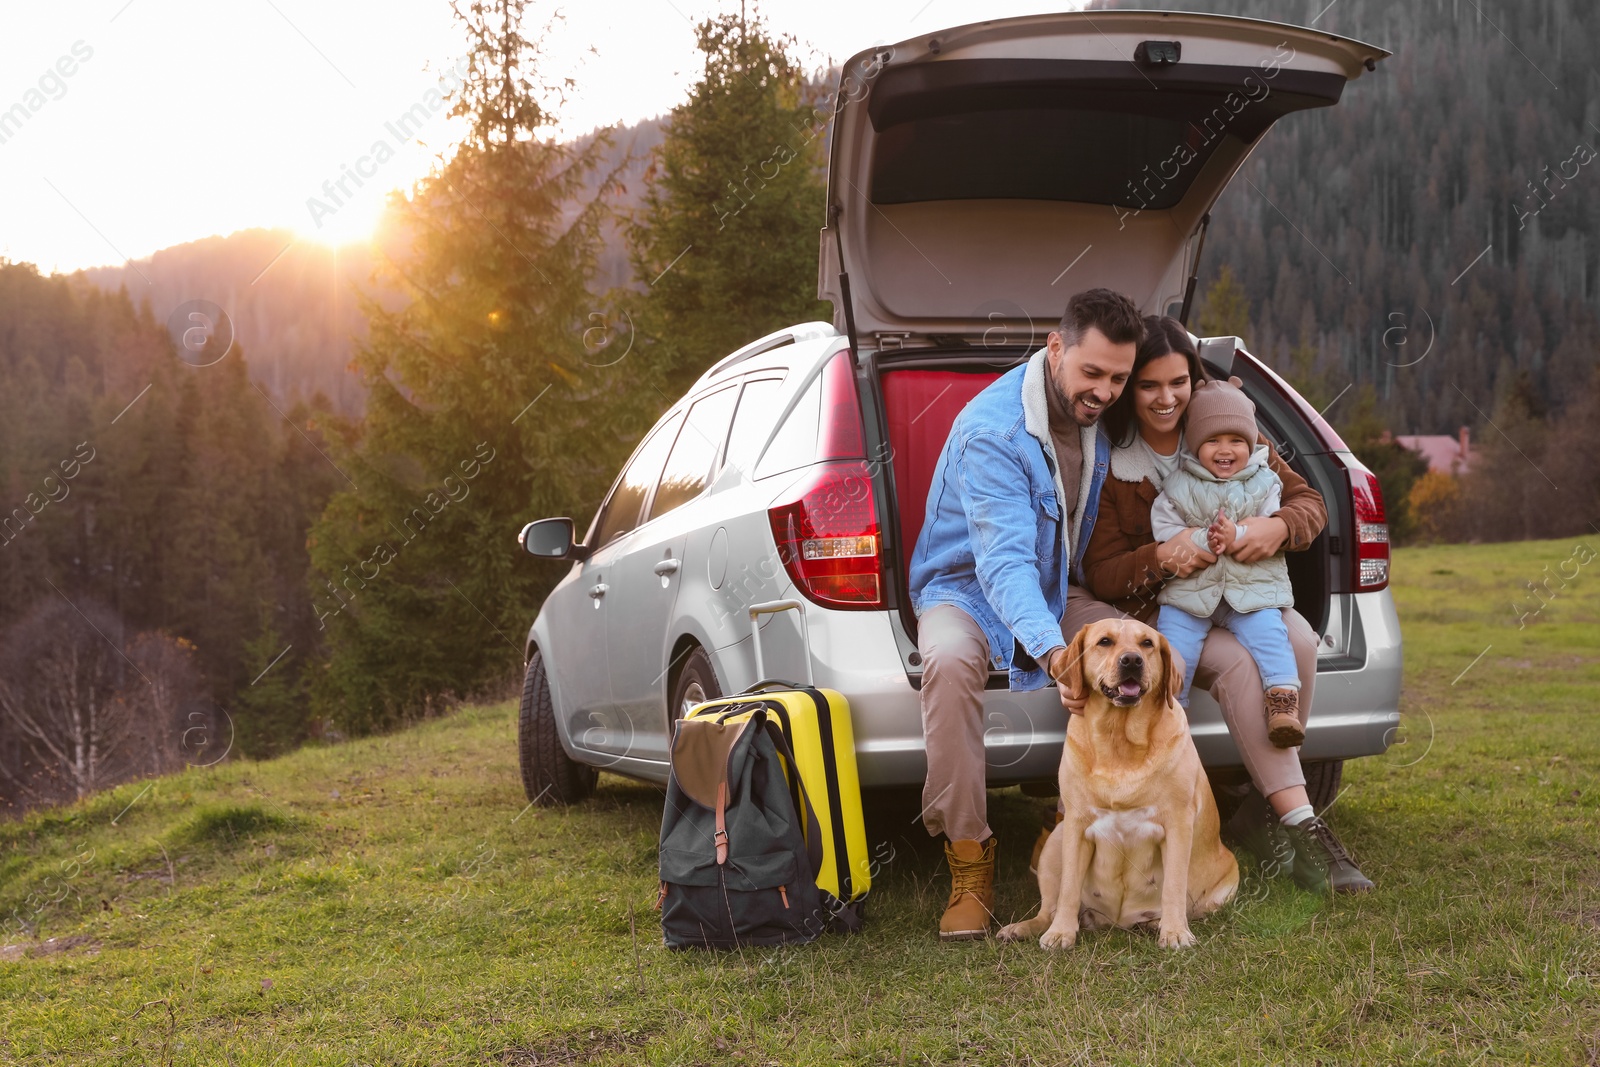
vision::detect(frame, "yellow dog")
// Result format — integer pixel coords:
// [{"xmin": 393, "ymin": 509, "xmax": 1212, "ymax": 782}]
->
[{"xmin": 999, "ymin": 618, "xmax": 1239, "ymax": 949}]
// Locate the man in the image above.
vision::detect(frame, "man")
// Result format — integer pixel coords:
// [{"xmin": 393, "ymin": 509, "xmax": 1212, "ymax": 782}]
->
[{"xmin": 907, "ymin": 288, "xmax": 1145, "ymax": 940}]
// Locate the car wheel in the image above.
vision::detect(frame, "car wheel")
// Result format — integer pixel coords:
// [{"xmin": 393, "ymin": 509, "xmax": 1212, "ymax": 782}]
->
[
  {"xmin": 670, "ymin": 646, "xmax": 722, "ymax": 723},
  {"xmin": 1303, "ymin": 760, "xmax": 1344, "ymax": 813},
  {"xmin": 1204, "ymin": 767, "xmax": 1253, "ymax": 824},
  {"xmin": 518, "ymin": 649, "xmax": 597, "ymax": 805}
]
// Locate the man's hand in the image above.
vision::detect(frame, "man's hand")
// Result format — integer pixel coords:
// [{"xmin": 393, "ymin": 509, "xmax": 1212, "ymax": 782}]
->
[
  {"xmin": 1223, "ymin": 515, "xmax": 1289, "ymax": 563},
  {"xmin": 1042, "ymin": 646, "xmax": 1087, "ymax": 715},
  {"xmin": 1155, "ymin": 531, "xmax": 1217, "ymax": 578},
  {"xmin": 1042, "ymin": 645, "xmax": 1066, "ymax": 683}
]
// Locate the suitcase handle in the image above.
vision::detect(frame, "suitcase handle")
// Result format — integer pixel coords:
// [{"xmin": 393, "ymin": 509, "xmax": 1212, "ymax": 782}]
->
[
  {"xmin": 748, "ymin": 599, "xmax": 814, "ymax": 688},
  {"xmin": 741, "ymin": 678, "xmax": 806, "ymax": 695}
]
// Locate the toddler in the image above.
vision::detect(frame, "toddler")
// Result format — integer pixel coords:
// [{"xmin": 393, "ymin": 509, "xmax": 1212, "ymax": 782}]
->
[{"xmin": 1150, "ymin": 376, "xmax": 1303, "ymax": 747}]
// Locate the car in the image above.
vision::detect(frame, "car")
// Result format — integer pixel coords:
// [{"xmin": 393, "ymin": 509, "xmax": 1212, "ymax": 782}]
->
[{"xmin": 514, "ymin": 9, "xmax": 1399, "ymax": 811}]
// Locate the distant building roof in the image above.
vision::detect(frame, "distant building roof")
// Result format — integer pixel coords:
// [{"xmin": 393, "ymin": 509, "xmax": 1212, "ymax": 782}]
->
[{"xmin": 1394, "ymin": 427, "xmax": 1472, "ymax": 475}]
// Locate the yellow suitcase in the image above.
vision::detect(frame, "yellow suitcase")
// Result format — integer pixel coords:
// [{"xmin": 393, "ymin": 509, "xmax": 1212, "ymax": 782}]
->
[{"xmin": 681, "ymin": 600, "xmax": 871, "ymax": 930}]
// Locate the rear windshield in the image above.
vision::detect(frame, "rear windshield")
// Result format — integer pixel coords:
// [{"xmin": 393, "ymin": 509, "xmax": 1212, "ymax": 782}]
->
[
  {"xmin": 872, "ymin": 108, "xmax": 1221, "ymax": 209},
  {"xmin": 864, "ymin": 58, "xmax": 1342, "ymax": 209}
]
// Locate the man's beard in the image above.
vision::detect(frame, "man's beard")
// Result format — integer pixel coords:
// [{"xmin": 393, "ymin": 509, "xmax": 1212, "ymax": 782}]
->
[{"xmin": 1050, "ymin": 369, "xmax": 1105, "ymax": 427}]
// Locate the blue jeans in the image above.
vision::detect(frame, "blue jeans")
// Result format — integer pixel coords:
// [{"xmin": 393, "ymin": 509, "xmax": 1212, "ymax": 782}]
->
[{"xmin": 1157, "ymin": 602, "xmax": 1301, "ymax": 708}]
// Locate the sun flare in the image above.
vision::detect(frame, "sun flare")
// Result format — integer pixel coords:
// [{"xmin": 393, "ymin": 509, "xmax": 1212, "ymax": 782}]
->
[{"xmin": 294, "ymin": 193, "xmax": 388, "ymax": 248}]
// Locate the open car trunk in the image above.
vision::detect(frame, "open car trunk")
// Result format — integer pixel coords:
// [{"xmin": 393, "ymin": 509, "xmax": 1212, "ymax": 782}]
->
[
  {"xmin": 870, "ymin": 346, "xmax": 1337, "ymax": 668},
  {"xmin": 818, "ymin": 10, "xmax": 1388, "ymax": 345}
]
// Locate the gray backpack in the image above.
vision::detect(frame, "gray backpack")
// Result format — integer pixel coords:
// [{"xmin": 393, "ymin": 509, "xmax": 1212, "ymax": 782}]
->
[{"xmin": 657, "ymin": 707, "xmax": 825, "ymax": 949}]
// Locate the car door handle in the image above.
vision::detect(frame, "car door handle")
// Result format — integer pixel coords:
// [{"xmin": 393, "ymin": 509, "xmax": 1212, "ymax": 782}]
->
[
  {"xmin": 653, "ymin": 558, "xmax": 681, "ymax": 576},
  {"xmin": 588, "ymin": 583, "xmax": 609, "ymax": 599}
]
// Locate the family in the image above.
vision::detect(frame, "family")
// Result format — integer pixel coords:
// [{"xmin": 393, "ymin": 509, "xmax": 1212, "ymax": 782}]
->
[{"xmin": 907, "ymin": 288, "xmax": 1373, "ymax": 942}]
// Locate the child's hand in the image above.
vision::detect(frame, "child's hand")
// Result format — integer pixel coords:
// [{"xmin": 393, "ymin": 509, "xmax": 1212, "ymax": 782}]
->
[{"xmin": 1207, "ymin": 508, "xmax": 1237, "ymax": 554}]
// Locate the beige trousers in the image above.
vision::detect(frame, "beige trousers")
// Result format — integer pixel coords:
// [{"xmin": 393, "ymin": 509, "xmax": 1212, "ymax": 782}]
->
[{"xmin": 917, "ymin": 588, "xmax": 1317, "ymax": 842}]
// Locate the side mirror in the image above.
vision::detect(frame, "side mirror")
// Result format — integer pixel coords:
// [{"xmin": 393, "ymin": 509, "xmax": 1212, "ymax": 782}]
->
[{"xmin": 518, "ymin": 517, "xmax": 591, "ymax": 561}]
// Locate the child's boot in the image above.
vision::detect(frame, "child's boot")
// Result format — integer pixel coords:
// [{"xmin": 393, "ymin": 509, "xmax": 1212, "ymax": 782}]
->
[{"xmin": 1265, "ymin": 687, "xmax": 1304, "ymax": 748}]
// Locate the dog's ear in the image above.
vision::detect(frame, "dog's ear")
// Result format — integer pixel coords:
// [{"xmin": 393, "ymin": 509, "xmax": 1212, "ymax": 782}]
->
[
  {"xmin": 1055, "ymin": 624, "xmax": 1092, "ymax": 701},
  {"xmin": 1151, "ymin": 629, "xmax": 1186, "ymax": 710}
]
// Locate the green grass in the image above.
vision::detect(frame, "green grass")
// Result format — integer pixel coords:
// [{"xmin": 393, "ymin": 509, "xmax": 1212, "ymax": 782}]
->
[{"xmin": 3, "ymin": 537, "xmax": 1598, "ymax": 1065}]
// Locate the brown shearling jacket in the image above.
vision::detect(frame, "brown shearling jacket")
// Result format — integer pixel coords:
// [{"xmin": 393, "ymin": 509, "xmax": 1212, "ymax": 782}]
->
[{"xmin": 1082, "ymin": 439, "xmax": 1327, "ymax": 623}]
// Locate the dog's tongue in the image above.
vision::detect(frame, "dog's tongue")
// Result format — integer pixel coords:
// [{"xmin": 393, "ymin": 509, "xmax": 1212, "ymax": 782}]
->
[{"xmin": 1117, "ymin": 679, "xmax": 1142, "ymax": 699}]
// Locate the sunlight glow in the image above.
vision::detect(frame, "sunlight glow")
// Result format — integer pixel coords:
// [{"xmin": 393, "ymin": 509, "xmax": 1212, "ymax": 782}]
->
[
  {"xmin": 0, "ymin": 0, "xmax": 1089, "ymax": 273},
  {"xmin": 294, "ymin": 189, "xmax": 391, "ymax": 248}
]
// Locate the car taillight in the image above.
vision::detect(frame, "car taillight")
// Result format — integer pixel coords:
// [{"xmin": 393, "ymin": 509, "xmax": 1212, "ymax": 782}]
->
[
  {"xmin": 769, "ymin": 461, "xmax": 883, "ymax": 608},
  {"xmin": 766, "ymin": 350, "xmax": 882, "ymax": 608},
  {"xmin": 816, "ymin": 348, "xmax": 864, "ymax": 459},
  {"xmin": 1349, "ymin": 467, "xmax": 1389, "ymax": 591}
]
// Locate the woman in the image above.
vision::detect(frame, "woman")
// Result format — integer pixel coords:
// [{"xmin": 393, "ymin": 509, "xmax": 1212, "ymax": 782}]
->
[{"xmin": 1081, "ymin": 315, "xmax": 1373, "ymax": 894}]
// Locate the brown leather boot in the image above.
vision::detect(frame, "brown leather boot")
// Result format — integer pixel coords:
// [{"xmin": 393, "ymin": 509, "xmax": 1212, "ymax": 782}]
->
[
  {"xmin": 1029, "ymin": 810, "xmax": 1063, "ymax": 878},
  {"xmin": 1265, "ymin": 687, "xmax": 1304, "ymax": 748},
  {"xmin": 940, "ymin": 838, "xmax": 996, "ymax": 941}
]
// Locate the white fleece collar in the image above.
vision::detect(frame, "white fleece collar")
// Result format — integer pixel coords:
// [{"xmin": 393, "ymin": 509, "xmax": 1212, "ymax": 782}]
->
[
  {"xmin": 1109, "ymin": 438, "xmax": 1164, "ymax": 486},
  {"xmin": 1020, "ymin": 347, "xmax": 1053, "ymax": 447}
]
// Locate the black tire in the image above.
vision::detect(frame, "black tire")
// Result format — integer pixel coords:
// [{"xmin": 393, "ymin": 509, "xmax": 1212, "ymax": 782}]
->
[
  {"xmin": 1209, "ymin": 761, "xmax": 1345, "ymax": 823},
  {"xmin": 1303, "ymin": 760, "xmax": 1344, "ymax": 813},
  {"xmin": 1204, "ymin": 767, "xmax": 1254, "ymax": 824},
  {"xmin": 669, "ymin": 646, "xmax": 722, "ymax": 723},
  {"xmin": 518, "ymin": 649, "xmax": 597, "ymax": 805}
]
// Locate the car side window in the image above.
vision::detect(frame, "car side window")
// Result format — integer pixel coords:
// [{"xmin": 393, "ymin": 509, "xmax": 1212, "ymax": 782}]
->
[
  {"xmin": 648, "ymin": 385, "xmax": 739, "ymax": 522},
  {"xmin": 752, "ymin": 373, "xmax": 821, "ymax": 480},
  {"xmin": 721, "ymin": 377, "xmax": 784, "ymax": 480},
  {"xmin": 590, "ymin": 411, "xmax": 684, "ymax": 549}
]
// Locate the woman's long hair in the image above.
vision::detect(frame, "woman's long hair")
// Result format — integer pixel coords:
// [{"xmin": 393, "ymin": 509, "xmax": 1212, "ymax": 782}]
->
[{"xmin": 1101, "ymin": 315, "xmax": 1208, "ymax": 448}]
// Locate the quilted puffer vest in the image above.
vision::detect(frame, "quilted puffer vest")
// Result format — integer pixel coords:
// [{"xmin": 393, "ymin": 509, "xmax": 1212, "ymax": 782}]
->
[{"xmin": 1157, "ymin": 450, "xmax": 1295, "ymax": 617}]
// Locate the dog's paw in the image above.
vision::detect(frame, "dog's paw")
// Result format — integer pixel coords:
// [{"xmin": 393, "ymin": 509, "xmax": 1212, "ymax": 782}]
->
[
  {"xmin": 1157, "ymin": 925, "xmax": 1196, "ymax": 950},
  {"xmin": 996, "ymin": 922, "xmax": 1030, "ymax": 943},
  {"xmin": 1038, "ymin": 926, "xmax": 1078, "ymax": 951}
]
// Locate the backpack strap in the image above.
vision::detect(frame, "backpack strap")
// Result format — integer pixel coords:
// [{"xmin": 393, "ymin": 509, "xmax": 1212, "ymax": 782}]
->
[
  {"xmin": 713, "ymin": 779, "xmax": 729, "ymax": 865},
  {"xmin": 761, "ymin": 718, "xmax": 824, "ymax": 880}
]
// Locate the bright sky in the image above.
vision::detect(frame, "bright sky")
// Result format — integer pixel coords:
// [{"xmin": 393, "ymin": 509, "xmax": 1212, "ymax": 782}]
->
[{"xmin": 0, "ymin": 0, "xmax": 1084, "ymax": 274}]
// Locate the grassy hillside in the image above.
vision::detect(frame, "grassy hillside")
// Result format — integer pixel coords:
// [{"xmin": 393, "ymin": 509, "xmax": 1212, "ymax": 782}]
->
[{"xmin": 3, "ymin": 538, "xmax": 1597, "ymax": 1065}]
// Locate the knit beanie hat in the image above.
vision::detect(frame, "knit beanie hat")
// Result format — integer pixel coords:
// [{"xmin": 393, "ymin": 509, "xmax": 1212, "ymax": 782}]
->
[{"xmin": 1184, "ymin": 376, "xmax": 1258, "ymax": 453}]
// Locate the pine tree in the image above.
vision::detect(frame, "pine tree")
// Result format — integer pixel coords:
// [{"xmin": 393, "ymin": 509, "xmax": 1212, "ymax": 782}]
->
[
  {"xmin": 1197, "ymin": 264, "xmax": 1251, "ymax": 340},
  {"xmin": 306, "ymin": 0, "xmax": 643, "ymax": 733},
  {"xmin": 0, "ymin": 261, "xmax": 346, "ymax": 794},
  {"xmin": 627, "ymin": 6, "xmax": 830, "ymax": 396},
  {"xmin": 233, "ymin": 614, "xmax": 302, "ymax": 759},
  {"xmin": 1285, "ymin": 337, "xmax": 1337, "ymax": 412}
]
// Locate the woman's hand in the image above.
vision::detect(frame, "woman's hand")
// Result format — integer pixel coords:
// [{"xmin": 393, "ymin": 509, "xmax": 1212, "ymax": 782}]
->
[
  {"xmin": 1156, "ymin": 531, "xmax": 1217, "ymax": 578},
  {"xmin": 1221, "ymin": 515, "xmax": 1290, "ymax": 562}
]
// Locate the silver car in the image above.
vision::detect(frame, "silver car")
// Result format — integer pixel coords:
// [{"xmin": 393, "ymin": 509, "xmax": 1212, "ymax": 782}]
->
[{"xmin": 515, "ymin": 10, "xmax": 1399, "ymax": 807}]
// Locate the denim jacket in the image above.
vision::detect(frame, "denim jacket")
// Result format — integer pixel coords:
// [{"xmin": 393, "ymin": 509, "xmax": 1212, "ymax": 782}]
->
[{"xmin": 908, "ymin": 347, "xmax": 1110, "ymax": 691}]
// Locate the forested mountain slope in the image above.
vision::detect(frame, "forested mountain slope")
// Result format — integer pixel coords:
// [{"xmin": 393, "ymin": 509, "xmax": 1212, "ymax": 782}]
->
[{"xmin": 1109, "ymin": 0, "xmax": 1600, "ymax": 430}]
